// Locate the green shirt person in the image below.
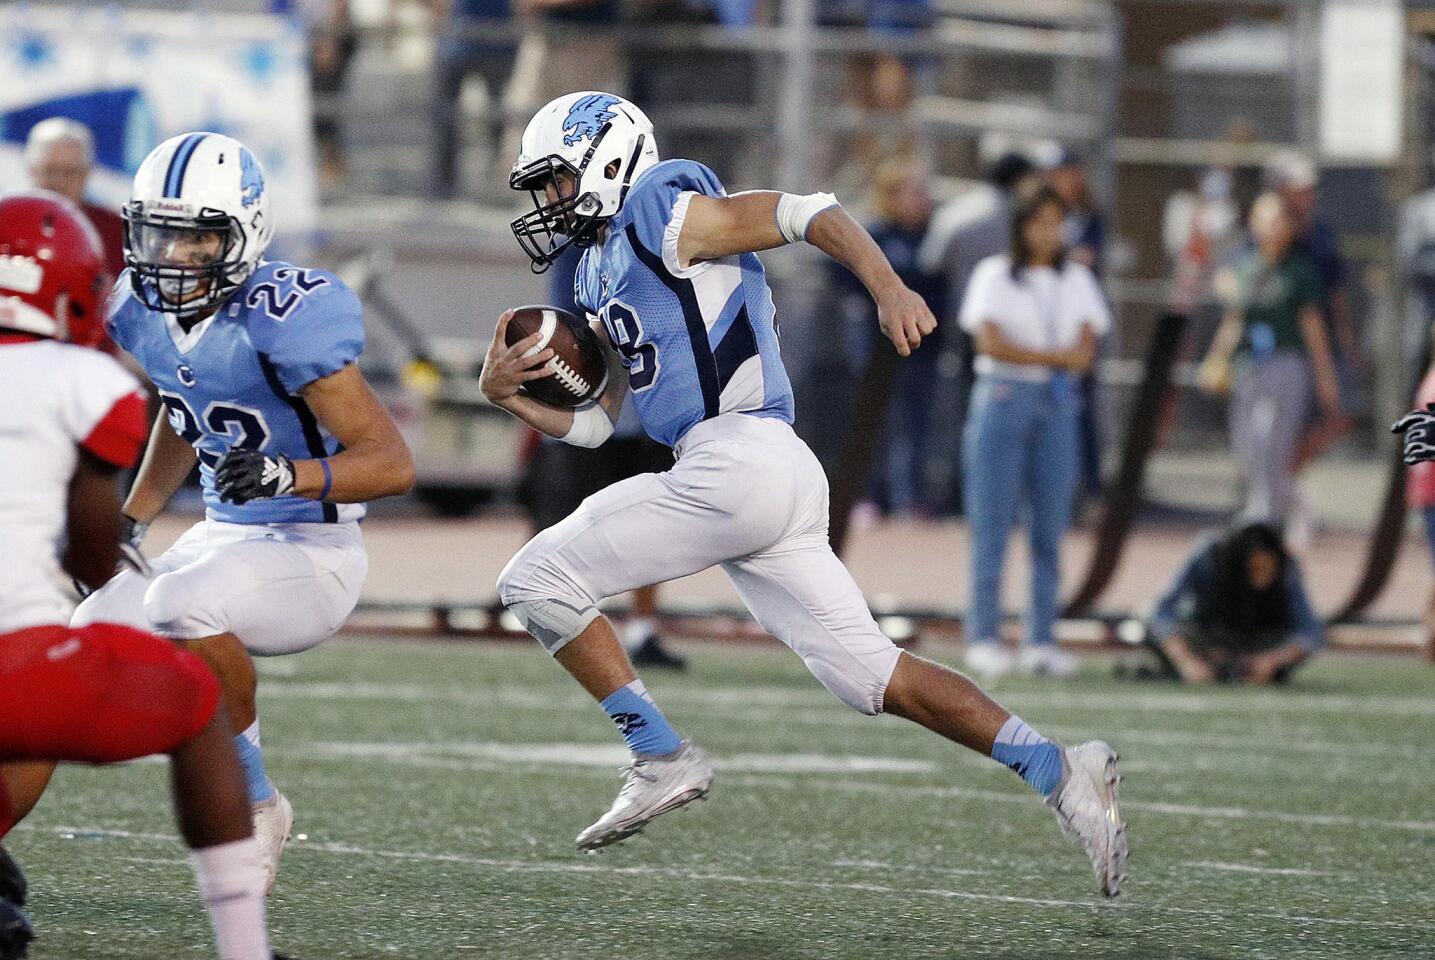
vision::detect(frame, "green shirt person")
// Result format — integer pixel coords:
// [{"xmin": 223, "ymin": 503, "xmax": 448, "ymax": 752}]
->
[{"xmin": 1199, "ymin": 192, "xmax": 1340, "ymax": 418}]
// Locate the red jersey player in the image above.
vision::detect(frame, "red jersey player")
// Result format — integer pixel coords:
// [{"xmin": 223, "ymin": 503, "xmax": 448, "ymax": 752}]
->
[{"xmin": 0, "ymin": 191, "xmax": 279, "ymax": 960}]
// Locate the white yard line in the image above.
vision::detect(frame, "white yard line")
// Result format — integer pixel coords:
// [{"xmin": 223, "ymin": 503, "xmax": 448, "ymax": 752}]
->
[
  {"xmin": 265, "ymin": 741, "xmax": 1435, "ymax": 834},
  {"xmin": 1180, "ymin": 861, "xmax": 1338, "ymax": 878},
  {"xmin": 304, "ymin": 740, "xmax": 936, "ymax": 775},
  {"xmin": 26, "ymin": 825, "xmax": 1424, "ymax": 932}
]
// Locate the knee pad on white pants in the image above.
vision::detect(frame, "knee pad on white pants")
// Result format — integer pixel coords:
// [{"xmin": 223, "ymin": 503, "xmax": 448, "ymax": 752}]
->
[{"xmin": 497, "ymin": 537, "xmax": 601, "ymax": 655}]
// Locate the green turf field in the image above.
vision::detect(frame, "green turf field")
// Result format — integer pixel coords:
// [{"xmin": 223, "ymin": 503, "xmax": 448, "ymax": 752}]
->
[{"xmin": 8, "ymin": 640, "xmax": 1434, "ymax": 959}]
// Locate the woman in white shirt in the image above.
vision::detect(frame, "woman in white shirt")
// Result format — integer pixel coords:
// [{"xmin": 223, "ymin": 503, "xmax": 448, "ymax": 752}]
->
[{"xmin": 958, "ymin": 183, "xmax": 1112, "ymax": 679}]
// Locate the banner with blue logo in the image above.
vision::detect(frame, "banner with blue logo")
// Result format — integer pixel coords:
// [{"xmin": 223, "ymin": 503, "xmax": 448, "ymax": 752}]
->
[{"xmin": 0, "ymin": 4, "xmax": 317, "ymax": 238}]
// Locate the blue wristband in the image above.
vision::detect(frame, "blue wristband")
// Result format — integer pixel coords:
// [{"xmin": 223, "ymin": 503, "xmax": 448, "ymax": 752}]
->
[{"xmin": 318, "ymin": 458, "xmax": 333, "ymax": 500}]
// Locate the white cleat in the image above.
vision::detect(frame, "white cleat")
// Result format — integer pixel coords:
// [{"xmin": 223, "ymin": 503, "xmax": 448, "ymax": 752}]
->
[
  {"xmin": 1046, "ymin": 741, "xmax": 1128, "ymax": 897},
  {"xmin": 252, "ymin": 791, "xmax": 293, "ymax": 896},
  {"xmin": 576, "ymin": 740, "xmax": 713, "ymax": 852}
]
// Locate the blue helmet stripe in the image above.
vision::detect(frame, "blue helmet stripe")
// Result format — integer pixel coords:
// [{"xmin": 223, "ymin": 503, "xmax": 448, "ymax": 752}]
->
[{"xmin": 163, "ymin": 133, "xmax": 207, "ymax": 198}]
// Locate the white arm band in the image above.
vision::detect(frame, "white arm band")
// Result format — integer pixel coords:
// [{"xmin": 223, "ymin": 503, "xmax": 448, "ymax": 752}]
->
[
  {"xmin": 560, "ymin": 404, "xmax": 614, "ymax": 449},
  {"xmin": 775, "ymin": 192, "xmax": 839, "ymax": 244}
]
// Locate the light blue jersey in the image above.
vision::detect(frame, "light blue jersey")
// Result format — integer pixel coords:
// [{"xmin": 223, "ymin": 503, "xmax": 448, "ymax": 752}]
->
[
  {"xmin": 107, "ymin": 261, "xmax": 366, "ymax": 524},
  {"xmin": 575, "ymin": 159, "xmax": 795, "ymax": 448}
]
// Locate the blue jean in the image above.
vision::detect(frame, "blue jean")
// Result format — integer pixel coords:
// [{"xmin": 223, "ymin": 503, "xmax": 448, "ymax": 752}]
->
[{"xmin": 963, "ymin": 374, "xmax": 1081, "ymax": 647}]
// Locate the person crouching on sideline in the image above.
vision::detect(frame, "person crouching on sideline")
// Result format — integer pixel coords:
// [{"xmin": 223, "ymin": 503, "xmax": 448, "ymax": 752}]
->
[
  {"xmin": 1146, "ymin": 522, "xmax": 1322, "ymax": 685},
  {"xmin": 958, "ymin": 183, "xmax": 1111, "ymax": 679}
]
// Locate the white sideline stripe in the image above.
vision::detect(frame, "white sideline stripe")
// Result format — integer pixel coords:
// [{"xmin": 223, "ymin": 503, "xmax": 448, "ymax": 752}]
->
[
  {"xmin": 1181, "ymin": 861, "xmax": 1338, "ymax": 878},
  {"xmin": 304, "ymin": 740, "xmax": 937, "ymax": 775},
  {"xmin": 260, "ymin": 680, "xmax": 1435, "ymax": 718},
  {"xmin": 32, "ymin": 825, "xmax": 1421, "ymax": 931},
  {"xmin": 277, "ymin": 741, "xmax": 1435, "ymax": 834}
]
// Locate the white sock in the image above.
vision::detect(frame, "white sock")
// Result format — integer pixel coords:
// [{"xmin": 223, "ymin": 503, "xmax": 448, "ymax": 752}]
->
[
  {"xmin": 189, "ymin": 838, "xmax": 270, "ymax": 960},
  {"xmin": 622, "ymin": 617, "xmax": 657, "ymax": 652}
]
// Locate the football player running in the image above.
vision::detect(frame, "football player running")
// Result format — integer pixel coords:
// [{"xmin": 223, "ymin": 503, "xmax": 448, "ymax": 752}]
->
[
  {"xmin": 65, "ymin": 133, "xmax": 415, "ymax": 894},
  {"xmin": 483, "ymin": 93, "xmax": 1127, "ymax": 895},
  {"xmin": 0, "ymin": 191, "xmax": 279, "ymax": 960}
]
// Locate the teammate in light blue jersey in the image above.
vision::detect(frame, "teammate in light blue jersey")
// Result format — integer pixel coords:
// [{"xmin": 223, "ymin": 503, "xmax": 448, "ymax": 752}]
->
[
  {"xmin": 108, "ymin": 260, "xmax": 367, "ymax": 525},
  {"xmin": 484, "ymin": 92, "xmax": 1128, "ymax": 896},
  {"xmin": 73, "ymin": 132, "xmax": 415, "ymax": 894}
]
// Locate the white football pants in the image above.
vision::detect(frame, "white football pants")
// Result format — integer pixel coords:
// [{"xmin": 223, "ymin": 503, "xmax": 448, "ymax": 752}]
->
[
  {"xmin": 498, "ymin": 413, "xmax": 902, "ymax": 714},
  {"xmin": 72, "ymin": 519, "xmax": 367, "ymax": 656}
]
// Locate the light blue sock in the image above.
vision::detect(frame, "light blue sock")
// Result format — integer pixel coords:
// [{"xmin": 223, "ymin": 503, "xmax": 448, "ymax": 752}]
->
[
  {"xmin": 599, "ymin": 680, "xmax": 682, "ymax": 757},
  {"xmin": 234, "ymin": 721, "xmax": 275, "ymax": 804},
  {"xmin": 990, "ymin": 715, "xmax": 1064, "ymax": 798}
]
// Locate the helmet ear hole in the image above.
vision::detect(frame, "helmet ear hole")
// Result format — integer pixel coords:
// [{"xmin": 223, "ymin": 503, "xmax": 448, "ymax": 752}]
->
[{"xmin": 604, "ymin": 160, "xmax": 620, "ymax": 179}]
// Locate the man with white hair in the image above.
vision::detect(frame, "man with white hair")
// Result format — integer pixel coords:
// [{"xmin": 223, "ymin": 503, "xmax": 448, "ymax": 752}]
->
[{"xmin": 25, "ymin": 118, "xmax": 126, "ymax": 282}]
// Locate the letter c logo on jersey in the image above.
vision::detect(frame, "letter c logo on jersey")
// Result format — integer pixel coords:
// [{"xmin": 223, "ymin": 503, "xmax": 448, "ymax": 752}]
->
[
  {"xmin": 177, "ymin": 364, "xmax": 197, "ymax": 388},
  {"xmin": 562, "ymin": 94, "xmax": 620, "ymax": 147}
]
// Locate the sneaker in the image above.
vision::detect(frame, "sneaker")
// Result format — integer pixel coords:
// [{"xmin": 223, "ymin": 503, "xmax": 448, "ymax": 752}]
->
[
  {"xmin": 1046, "ymin": 741, "xmax": 1128, "ymax": 897},
  {"xmin": 252, "ymin": 791, "xmax": 294, "ymax": 896},
  {"xmin": 962, "ymin": 643, "xmax": 1015, "ymax": 680},
  {"xmin": 576, "ymin": 740, "xmax": 713, "ymax": 851},
  {"xmin": 629, "ymin": 635, "xmax": 687, "ymax": 671},
  {"xmin": 1020, "ymin": 644, "xmax": 1080, "ymax": 678},
  {"xmin": 0, "ymin": 899, "xmax": 32, "ymax": 960}
]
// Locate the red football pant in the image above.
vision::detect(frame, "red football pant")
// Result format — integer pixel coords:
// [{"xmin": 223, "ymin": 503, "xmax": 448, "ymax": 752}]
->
[{"xmin": 0, "ymin": 623, "xmax": 221, "ymax": 815}]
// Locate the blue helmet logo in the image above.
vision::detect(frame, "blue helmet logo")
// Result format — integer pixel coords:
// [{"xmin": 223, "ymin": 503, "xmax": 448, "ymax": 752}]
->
[
  {"xmin": 239, "ymin": 148, "xmax": 265, "ymax": 208},
  {"xmin": 562, "ymin": 94, "xmax": 620, "ymax": 147}
]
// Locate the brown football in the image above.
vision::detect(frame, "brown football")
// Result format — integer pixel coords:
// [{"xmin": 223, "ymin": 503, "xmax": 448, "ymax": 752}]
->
[{"xmin": 502, "ymin": 304, "xmax": 609, "ymax": 408}]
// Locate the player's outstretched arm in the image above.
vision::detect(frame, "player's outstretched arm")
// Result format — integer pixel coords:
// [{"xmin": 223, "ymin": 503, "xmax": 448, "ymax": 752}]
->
[
  {"xmin": 480, "ymin": 310, "xmax": 627, "ymax": 444},
  {"xmin": 124, "ymin": 412, "xmax": 201, "ymax": 525},
  {"xmin": 288, "ymin": 364, "xmax": 416, "ymax": 502},
  {"xmin": 679, "ymin": 191, "xmax": 936, "ymax": 356}
]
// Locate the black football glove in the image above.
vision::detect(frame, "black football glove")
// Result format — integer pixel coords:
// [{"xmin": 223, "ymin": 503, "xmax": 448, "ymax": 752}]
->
[
  {"xmin": 214, "ymin": 448, "xmax": 296, "ymax": 504},
  {"xmin": 1392, "ymin": 403, "xmax": 1435, "ymax": 464}
]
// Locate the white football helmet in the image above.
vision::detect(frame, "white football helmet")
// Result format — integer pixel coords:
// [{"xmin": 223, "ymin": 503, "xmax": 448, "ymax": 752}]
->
[
  {"xmin": 509, "ymin": 92, "xmax": 660, "ymax": 272},
  {"xmin": 123, "ymin": 132, "xmax": 274, "ymax": 317}
]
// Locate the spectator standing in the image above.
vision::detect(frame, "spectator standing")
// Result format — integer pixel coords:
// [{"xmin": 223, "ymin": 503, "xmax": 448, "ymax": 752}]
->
[
  {"xmin": 1265, "ymin": 152, "xmax": 1364, "ymax": 478},
  {"xmin": 958, "ymin": 184, "xmax": 1111, "ymax": 679},
  {"xmin": 275, "ymin": 0, "xmax": 358, "ymax": 190},
  {"xmin": 430, "ymin": 0, "xmax": 519, "ymax": 198},
  {"xmin": 1047, "ymin": 149, "xmax": 1106, "ymax": 499},
  {"xmin": 1147, "ymin": 523, "xmax": 1322, "ymax": 685},
  {"xmin": 919, "ymin": 151, "xmax": 1036, "ymax": 513},
  {"xmin": 507, "ymin": 0, "xmax": 626, "ymax": 135},
  {"xmin": 25, "ymin": 119, "xmax": 122, "ymax": 279},
  {"xmin": 24, "ymin": 119, "xmax": 121, "ymax": 349},
  {"xmin": 1198, "ymin": 193, "xmax": 1340, "ymax": 528},
  {"xmin": 1163, "ymin": 166, "xmax": 1243, "ymax": 317},
  {"xmin": 829, "ymin": 158, "xmax": 945, "ymax": 518}
]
